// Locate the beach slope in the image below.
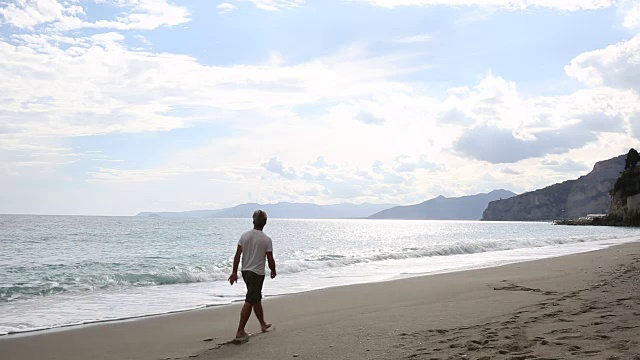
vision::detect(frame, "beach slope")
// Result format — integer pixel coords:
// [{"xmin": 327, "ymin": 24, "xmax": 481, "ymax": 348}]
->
[{"xmin": 2, "ymin": 242, "xmax": 639, "ymax": 360}]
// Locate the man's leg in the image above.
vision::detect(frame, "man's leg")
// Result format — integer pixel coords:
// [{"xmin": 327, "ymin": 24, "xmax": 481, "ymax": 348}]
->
[
  {"xmin": 252, "ymin": 302, "xmax": 271, "ymax": 332},
  {"xmin": 236, "ymin": 302, "xmax": 252, "ymax": 338},
  {"xmin": 236, "ymin": 271, "xmax": 255, "ymax": 338}
]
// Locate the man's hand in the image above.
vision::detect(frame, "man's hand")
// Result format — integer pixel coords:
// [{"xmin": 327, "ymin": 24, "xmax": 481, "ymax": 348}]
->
[
  {"xmin": 229, "ymin": 245, "xmax": 242, "ymax": 285},
  {"xmin": 266, "ymin": 251, "xmax": 276, "ymax": 280},
  {"xmin": 228, "ymin": 273, "xmax": 238, "ymax": 285}
]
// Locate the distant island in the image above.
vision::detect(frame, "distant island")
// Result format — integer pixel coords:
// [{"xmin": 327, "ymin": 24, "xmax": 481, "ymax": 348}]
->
[
  {"xmin": 368, "ymin": 190, "xmax": 516, "ymax": 220},
  {"xmin": 137, "ymin": 202, "xmax": 396, "ymax": 219}
]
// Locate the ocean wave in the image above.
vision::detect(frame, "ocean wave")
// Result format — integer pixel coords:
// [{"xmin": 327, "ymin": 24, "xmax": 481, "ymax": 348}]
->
[
  {"xmin": 0, "ymin": 233, "xmax": 627, "ymax": 303},
  {"xmin": 276, "ymin": 235, "xmax": 609, "ymax": 274},
  {"xmin": 0, "ymin": 263, "xmax": 230, "ymax": 303},
  {"xmin": 0, "ymin": 284, "xmax": 67, "ymax": 302}
]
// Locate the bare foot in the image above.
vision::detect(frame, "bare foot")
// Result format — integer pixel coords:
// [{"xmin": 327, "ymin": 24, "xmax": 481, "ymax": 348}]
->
[
  {"xmin": 261, "ymin": 323, "xmax": 272, "ymax": 333},
  {"xmin": 235, "ymin": 331, "xmax": 251, "ymax": 339}
]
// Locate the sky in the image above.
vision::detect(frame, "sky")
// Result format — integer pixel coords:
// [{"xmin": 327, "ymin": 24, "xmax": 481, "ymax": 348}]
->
[{"xmin": 0, "ymin": 0, "xmax": 639, "ymax": 216}]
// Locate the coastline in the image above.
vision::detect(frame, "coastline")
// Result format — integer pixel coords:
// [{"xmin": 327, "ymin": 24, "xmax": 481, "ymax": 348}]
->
[{"xmin": 2, "ymin": 241, "xmax": 639, "ymax": 359}]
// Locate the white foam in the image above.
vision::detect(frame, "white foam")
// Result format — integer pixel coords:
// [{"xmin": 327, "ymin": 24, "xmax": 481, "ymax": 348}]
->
[
  {"xmin": 2, "ymin": 235, "xmax": 637, "ymax": 337},
  {"xmin": 3, "ymin": 216, "xmax": 640, "ymax": 337}
]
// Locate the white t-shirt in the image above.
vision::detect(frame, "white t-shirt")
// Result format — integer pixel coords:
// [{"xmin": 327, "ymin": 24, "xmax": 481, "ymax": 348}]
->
[{"xmin": 238, "ymin": 229, "xmax": 273, "ymax": 275}]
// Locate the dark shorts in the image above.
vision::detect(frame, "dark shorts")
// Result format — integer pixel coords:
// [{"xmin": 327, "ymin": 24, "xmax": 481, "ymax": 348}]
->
[{"xmin": 242, "ymin": 271, "xmax": 265, "ymax": 304}]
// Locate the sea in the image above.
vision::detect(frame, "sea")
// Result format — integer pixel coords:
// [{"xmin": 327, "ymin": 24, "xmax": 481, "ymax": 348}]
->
[{"xmin": 1, "ymin": 214, "xmax": 639, "ymax": 336}]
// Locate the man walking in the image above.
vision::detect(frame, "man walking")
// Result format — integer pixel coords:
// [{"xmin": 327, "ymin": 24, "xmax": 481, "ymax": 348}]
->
[{"xmin": 228, "ymin": 210, "xmax": 277, "ymax": 339}]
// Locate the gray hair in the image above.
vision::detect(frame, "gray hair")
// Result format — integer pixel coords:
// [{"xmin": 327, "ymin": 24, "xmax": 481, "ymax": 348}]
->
[{"xmin": 252, "ymin": 210, "xmax": 267, "ymax": 225}]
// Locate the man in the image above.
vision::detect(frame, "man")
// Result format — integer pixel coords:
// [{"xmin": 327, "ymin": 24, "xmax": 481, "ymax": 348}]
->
[{"xmin": 228, "ymin": 209, "xmax": 277, "ymax": 339}]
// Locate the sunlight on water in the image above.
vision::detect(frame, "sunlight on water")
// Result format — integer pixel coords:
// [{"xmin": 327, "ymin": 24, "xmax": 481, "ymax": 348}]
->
[{"xmin": 1, "ymin": 215, "xmax": 638, "ymax": 335}]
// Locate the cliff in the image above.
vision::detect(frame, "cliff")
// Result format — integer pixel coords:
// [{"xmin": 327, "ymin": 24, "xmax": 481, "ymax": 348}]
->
[
  {"xmin": 482, "ymin": 155, "xmax": 626, "ymax": 221},
  {"xmin": 369, "ymin": 189, "xmax": 517, "ymax": 220},
  {"xmin": 594, "ymin": 167, "xmax": 640, "ymax": 226}
]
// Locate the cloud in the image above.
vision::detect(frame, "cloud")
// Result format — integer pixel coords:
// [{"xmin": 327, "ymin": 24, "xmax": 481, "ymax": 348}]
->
[
  {"xmin": 541, "ymin": 158, "xmax": 590, "ymax": 173},
  {"xmin": 356, "ymin": 170, "xmax": 372, "ymax": 179},
  {"xmin": 309, "ymin": 156, "xmax": 329, "ymax": 168},
  {"xmin": 0, "ymin": 133, "xmax": 83, "ymax": 178},
  {"xmin": 631, "ymin": 113, "xmax": 640, "ymax": 140},
  {"xmin": 0, "ymin": 33, "xmax": 419, "ymax": 144},
  {"xmin": 372, "ymin": 160, "xmax": 384, "ymax": 174},
  {"xmin": 393, "ymin": 155, "xmax": 442, "ymax": 172},
  {"xmin": 577, "ymin": 113, "xmax": 626, "ymax": 133},
  {"xmin": 217, "ymin": 3, "xmax": 237, "ymax": 15},
  {"xmin": 383, "ymin": 173, "xmax": 406, "ymax": 184},
  {"xmin": 623, "ymin": 2, "xmax": 640, "ymax": 30},
  {"xmin": 393, "ymin": 33, "xmax": 433, "ymax": 44},
  {"xmin": 366, "ymin": 160, "xmax": 410, "ymax": 184},
  {"xmin": 299, "ymin": 187, "xmax": 322, "ymax": 197},
  {"xmin": 66, "ymin": 0, "xmax": 191, "ymax": 31},
  {"xmin": 0, "ymin": 0, "xmax": 190, "ymax": 31},
  {"xmin": 240, "ymin": 0, "xmax": 304, "ymax": 11},
  {"xmin": 91, "ymin": 159, "xmax": 125, "ymax": 163},
  {"xmin": 4, "ymin": 1, "xmax": 640, "ymax": 215},
  {"xmin": 453, "ymin": 123, "xmax": 600, "ymax": 163},
  {"xmin": 437, "ymin": 70, "xmax": 639, "ymax": 164},
  {"xmin": 323, "ymin": 181, "xmax": 363, "ymax": 199},
  {"xmin": 470, "ymin": 73, "xmax": 516, "ymax": 107},
  {"xmin": 89, "ymin": 166, "xmax": 251, "ymax": 182},
  {"xmin": 438, "ymin": 108, "xmax": 474, "ymax": 125},
  {"xmin": 264, "ymin": 157, "xmax": 297, "ymax": 179},
  {"xmin": 189, "ymin": 201, "xmax": 221, "ymax": 208},
  {"xmin": 541, "ymin": 159, "xmax": 560, "ymax": 166},
  {"xmin": 133, "ymin": 35, "xmax": 152, "ymax": 47},
  {"xmin": 356, "ymin": 0, "xmax": 616, "ymax": 11},
  {"xmin": 565, "ymin": 35, "xmax": 640, "ymax": 92},
  {"xmin": 90, "ymin": 167, "xmax": 201, "ymax": 182},
  {"xmin": 500, "ymin": 167, "xmax": 522, "ymax": 175},
  {"xmin": 0, "ymin": 0, "xmax": 75, "ymax": 29},
  {"xmin": 307, "ymin": 172, "xmax": 334, "ymax": 181},
  {"xmin": 355, "ymin": 111, "xmax": 385, "ymax": 125},
  {"xmin": 256, "ymin": 156, "xmax": 415, "ymax": 199}
]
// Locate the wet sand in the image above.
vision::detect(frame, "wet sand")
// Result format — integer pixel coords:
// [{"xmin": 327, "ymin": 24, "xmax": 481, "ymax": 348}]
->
[{"xmin": 2, "ymin": 242, "xmax": 639, "ymax": 360}]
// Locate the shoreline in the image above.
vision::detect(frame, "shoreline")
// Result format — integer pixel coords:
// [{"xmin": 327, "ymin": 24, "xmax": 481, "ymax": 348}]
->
[
  {"xmin": 2, "ymin": 241, "xmax": 640, "ymax": 359},
  {"xmin": 2, "ymin": 236, "xmax": 637, "ymax": 339}
]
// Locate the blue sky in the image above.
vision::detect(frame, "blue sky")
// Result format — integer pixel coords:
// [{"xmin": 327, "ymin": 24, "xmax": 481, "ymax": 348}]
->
[{"xmin": 1, "ymin": 0, "xmax": 639, "ymax": 215}]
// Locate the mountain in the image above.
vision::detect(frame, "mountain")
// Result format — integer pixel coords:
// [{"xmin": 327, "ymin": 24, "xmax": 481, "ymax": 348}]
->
[
  {"xmin": 137, "ymin": 202, "xmax": 395, "ymax": 219},
  {"xmin": 482, "ymin": 155, "xmax": 626, "ymax": 221},
  {"xmin": 368, "ymin": 189, "xmax": 517, "ymax": 220}
]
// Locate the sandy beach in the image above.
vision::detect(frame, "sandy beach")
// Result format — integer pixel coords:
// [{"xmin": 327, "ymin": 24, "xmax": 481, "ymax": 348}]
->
[{"xmin": 2, "ymin": 241, "xmax": 639, "ymax": 360}]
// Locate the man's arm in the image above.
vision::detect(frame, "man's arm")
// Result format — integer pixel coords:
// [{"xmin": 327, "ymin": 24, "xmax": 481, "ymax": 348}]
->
[
  {"xmin": 228, "ymin": 245, "xmax": 242, "ymax": 285},
  {"xmin": 266, "ymin": 251, "xmax": 276, "ymax": 279}
]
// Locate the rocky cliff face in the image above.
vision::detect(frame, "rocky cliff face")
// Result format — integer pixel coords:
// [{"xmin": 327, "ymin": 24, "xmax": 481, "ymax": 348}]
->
[
  {"xmin": 482, "ymin": 155, "xmax": 626, "ymax": 221},
  {"xmin": 595, "ymin": 169, "xmax": 640, "ymax": 226}
]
